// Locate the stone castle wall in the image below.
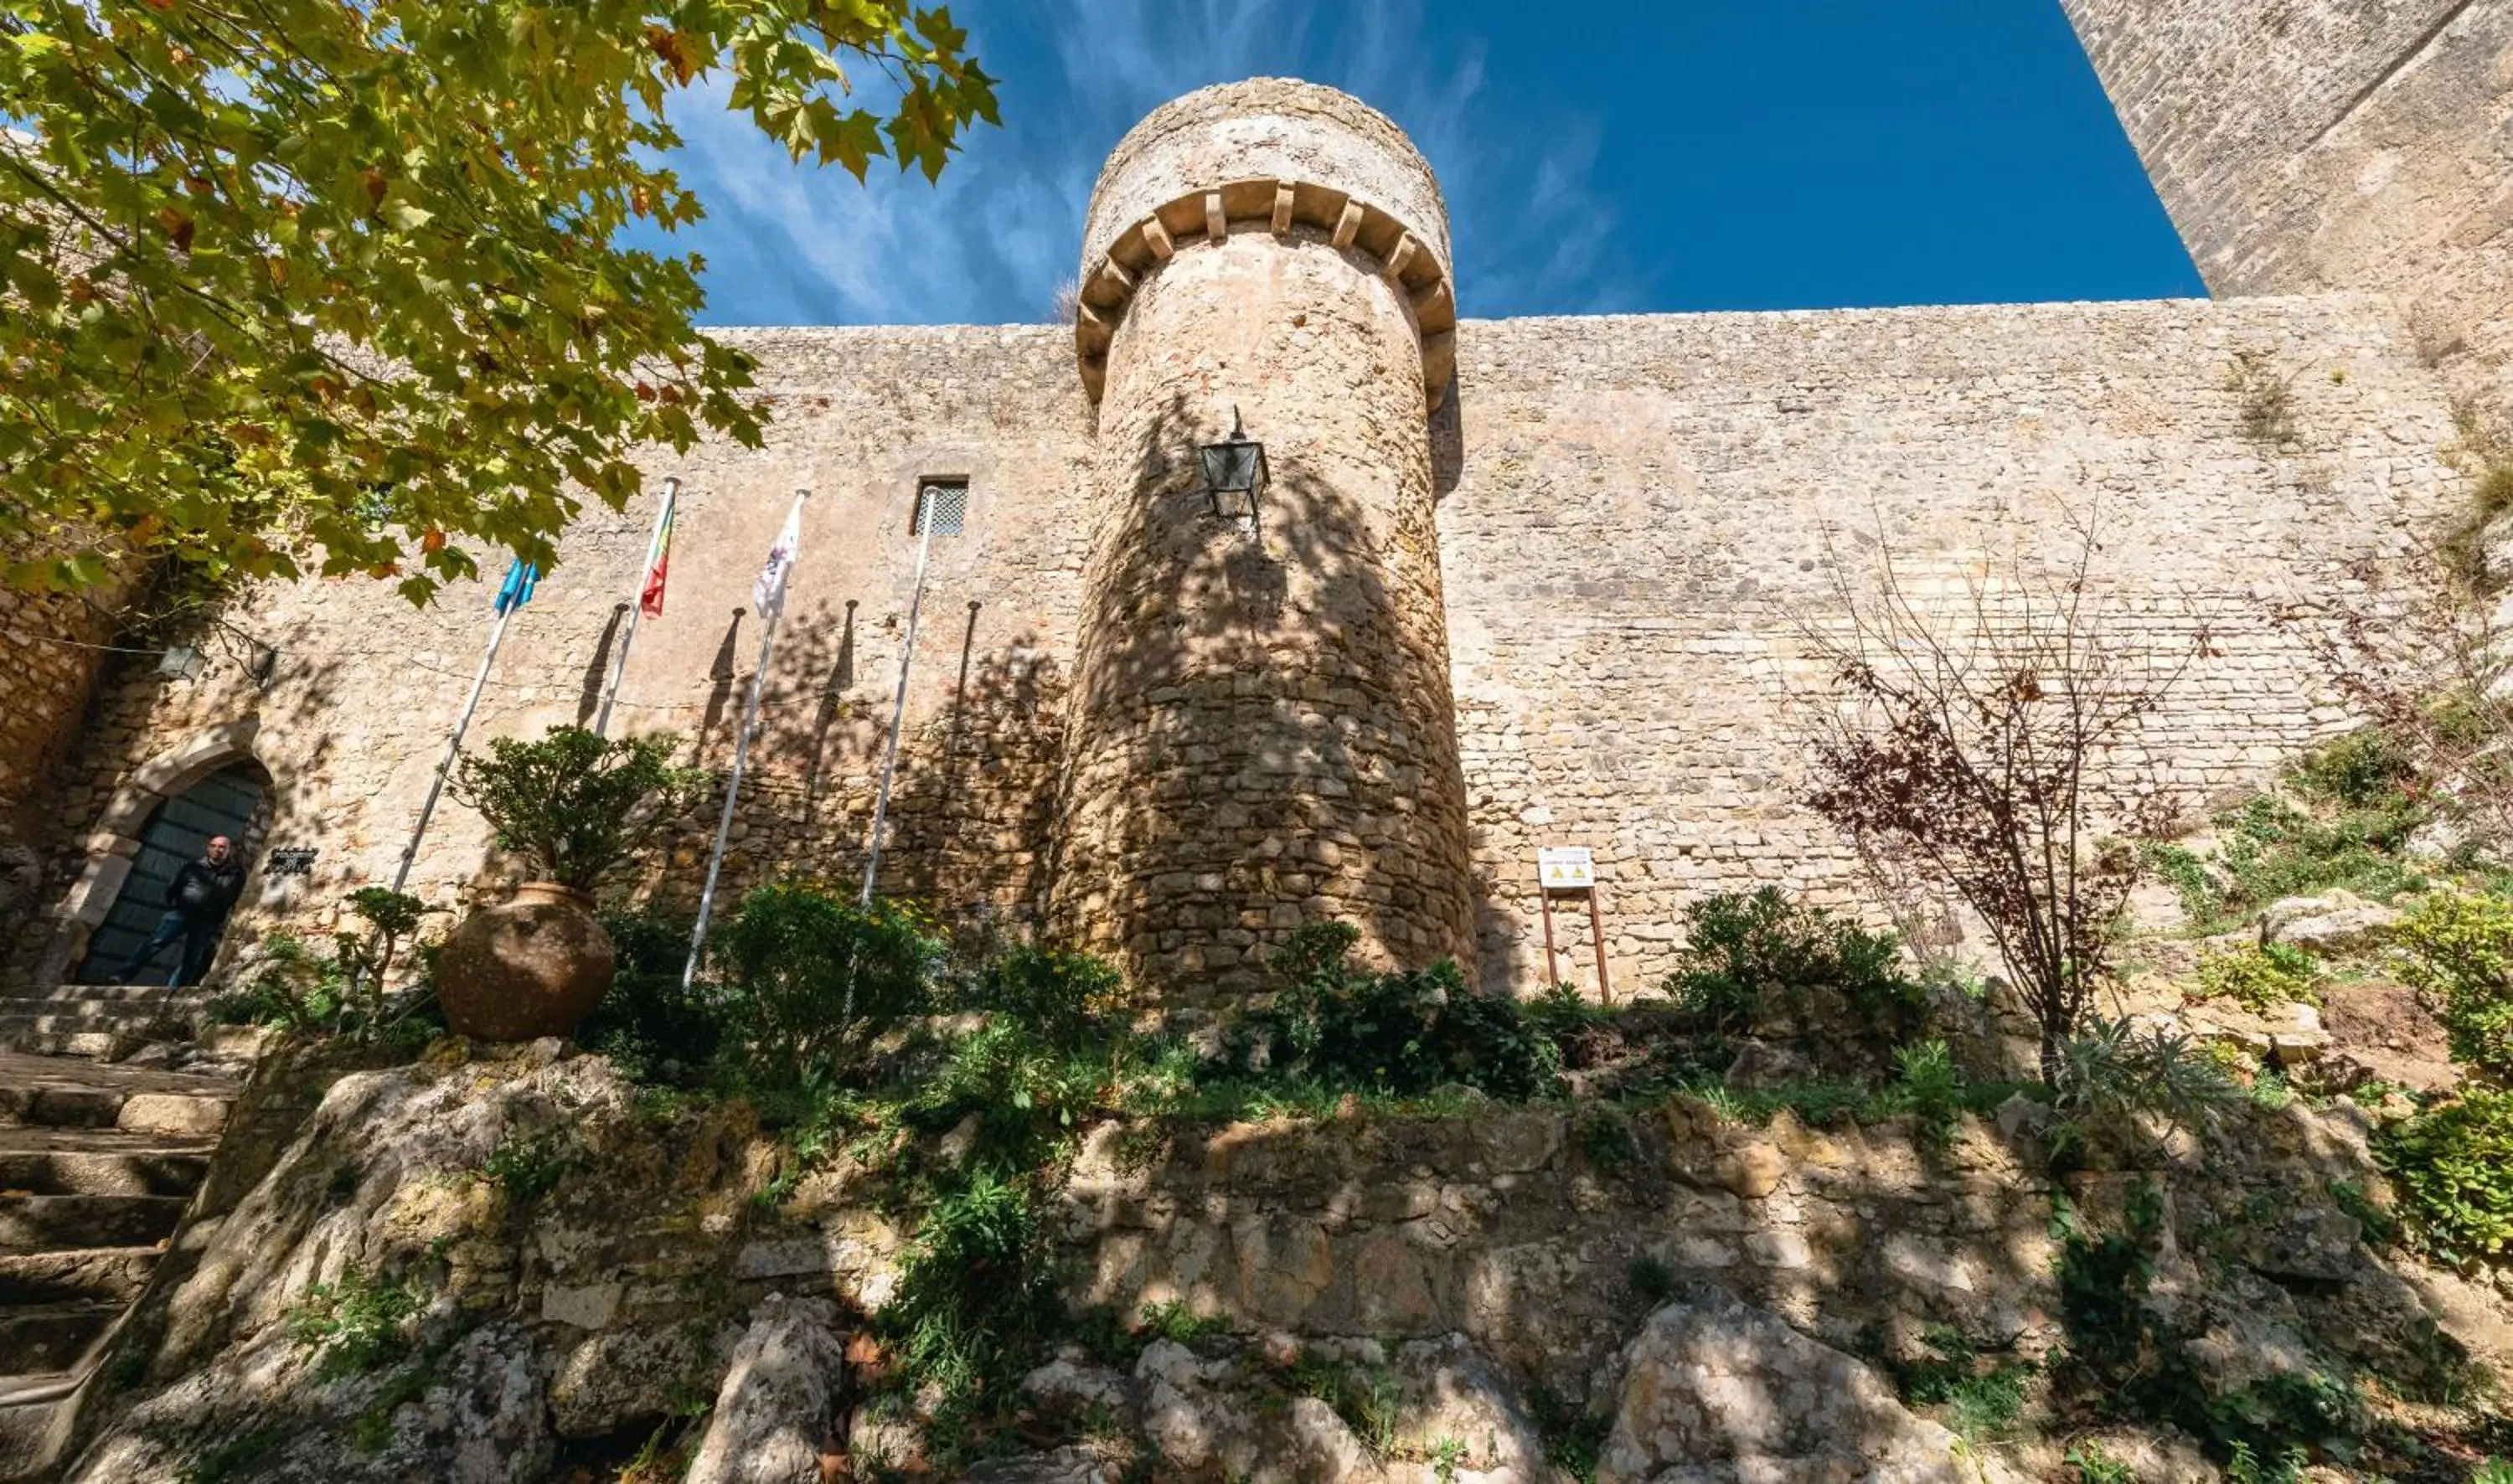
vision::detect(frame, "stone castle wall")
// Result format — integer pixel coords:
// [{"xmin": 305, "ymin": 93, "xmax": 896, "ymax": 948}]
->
[
  {"xmin": 1435, "ymin": 292, "xmax": 2465, "ymax": 996},
  {"xmin": 9, "ymin": 291, "xmax": 2473, "ymax": 997},
  {"xmin": 6, "ymin": 327, "xmax": 1096, "ymax": 984},
  {"xmin": 2061, "ymin": 0, "xmax": 2513, "ymax": 425}
]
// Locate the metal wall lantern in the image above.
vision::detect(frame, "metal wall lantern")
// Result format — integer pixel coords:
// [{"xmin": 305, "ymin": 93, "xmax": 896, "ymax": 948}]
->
[{"xmin": 1198, "ymin": 405, "xmax": 1269, "ymax": 525}]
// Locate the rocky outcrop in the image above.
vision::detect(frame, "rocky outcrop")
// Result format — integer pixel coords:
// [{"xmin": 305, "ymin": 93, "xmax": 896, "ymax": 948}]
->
[
  {"xmin": 2258, "ymin": 891, "xmax": 2403, "ymax": 956},
  {"xmin": 1596, "ymin": 1283, "xmax": 2000, "ymax": 1484},
  {"xmin": 684, "ymin": 1294, "xmax": 849, "ymax": 1484}
]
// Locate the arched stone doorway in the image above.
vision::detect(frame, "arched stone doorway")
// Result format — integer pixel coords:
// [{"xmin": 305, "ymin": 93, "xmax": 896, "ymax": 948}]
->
[
  {"xmin": 77, "ymin": 761, "xmax": 271, "ymax": 985},
  {"xmin": 34, "ymin": 719, "xmax": 274, "ymax": 987}
]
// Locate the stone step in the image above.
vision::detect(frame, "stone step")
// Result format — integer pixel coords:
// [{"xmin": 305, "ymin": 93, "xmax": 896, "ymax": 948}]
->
[
  {"xmin": 0, "ymin": 1247, "xmax": 159, "ymax": 1307},
  {"xmin": 0, "ymin": 1383, "xmax": 74, "ymax": 1484},
  {"xmin": 0, "ymin": 1301, "xmax": 117, "ymax": 1373},
  {"xmin": 0, "ymin": 1053, "xmax": 235, "ymax": 1135},
  {"xmin": 0, "ymin": 986, "xmax": 177, "ymax": 1007},
  {"xmin": 0, "ymin": 1128, "xmax": 214, "ymax": 1197},
  {"xmin": 0, "ymin": 1193, "xmax": 188, "ymax": 1255}
]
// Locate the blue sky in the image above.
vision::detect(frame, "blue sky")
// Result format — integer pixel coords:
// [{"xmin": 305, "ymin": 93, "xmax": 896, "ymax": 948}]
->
[{"xmin": 651, "ymin": 0, "xmax": 2203, "ymax": 327}]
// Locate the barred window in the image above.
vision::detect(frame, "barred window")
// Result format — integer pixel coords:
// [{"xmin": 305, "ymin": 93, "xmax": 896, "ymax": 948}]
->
[{"xmin": 913, "ymin": 480, "xmax": 968, "ymax": 536}]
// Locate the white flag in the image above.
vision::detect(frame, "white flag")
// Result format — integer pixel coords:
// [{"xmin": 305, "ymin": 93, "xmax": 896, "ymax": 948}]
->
[{"xmin": 752, "ymin": 493, "xmax": 805, "ymax": 619}]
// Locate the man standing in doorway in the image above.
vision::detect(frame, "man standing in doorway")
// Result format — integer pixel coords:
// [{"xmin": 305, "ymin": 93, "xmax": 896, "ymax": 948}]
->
[{"xmin": 116, "ymin": 835, "xmax": 245, "ymax": 987}]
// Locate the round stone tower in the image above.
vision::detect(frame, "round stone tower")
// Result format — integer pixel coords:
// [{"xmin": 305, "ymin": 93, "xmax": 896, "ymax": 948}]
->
[{"xmin": 1048, "ymin": 79, "xmax": 1476, "ymax": 1002}]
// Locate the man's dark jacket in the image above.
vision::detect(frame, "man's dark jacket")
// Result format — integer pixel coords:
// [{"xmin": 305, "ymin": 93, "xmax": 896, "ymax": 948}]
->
[{"xmin": 165, "ymin": 857, "xmax": 245, "ymax": 921}]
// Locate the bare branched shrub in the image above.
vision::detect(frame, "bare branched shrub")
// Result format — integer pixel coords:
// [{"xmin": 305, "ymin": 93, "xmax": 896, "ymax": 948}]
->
[
  {"xmin": 2226, "ymin": 350, "xmax": 2299, "ymax": 447},
  {"xmin": 1049, "ymin": 276, "xmax": 1081, "ymax": 327},
  {"xmin": 2268, "ymin": 544, "xmax": 2513, "ymax": 857},
  {"xmin": 1793, "ymin": 513, "xmax": 2206, "ymax": 1077}
]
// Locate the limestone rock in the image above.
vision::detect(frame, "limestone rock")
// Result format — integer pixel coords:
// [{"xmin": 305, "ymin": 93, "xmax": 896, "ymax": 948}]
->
[
  {"xmin": 684, "ymin": 1294, "xmax": 849, "ymax": 1484},
  {"xmin": 1596, "ymin": 1282, "xmax": 1994, "ymax": 1484},
  {"xmin": 2258, "ymin": 892, "xmax": 2402, "ymax": 956},
  {"xmin": 965, "ymin": 1446, "xmax": 1121, "ymax": 1483}
]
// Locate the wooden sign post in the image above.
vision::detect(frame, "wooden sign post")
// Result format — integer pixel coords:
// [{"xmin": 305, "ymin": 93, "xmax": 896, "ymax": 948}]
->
[{"xmin": 1536, "ymin": 846, "xmax": 1611, "ymax": 1004}]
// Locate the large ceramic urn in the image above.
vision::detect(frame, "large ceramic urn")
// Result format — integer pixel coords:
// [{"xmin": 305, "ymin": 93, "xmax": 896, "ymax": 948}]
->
[{"xmin": 436, "ymin": 882, "xmax": 617, "ymax": 1042}]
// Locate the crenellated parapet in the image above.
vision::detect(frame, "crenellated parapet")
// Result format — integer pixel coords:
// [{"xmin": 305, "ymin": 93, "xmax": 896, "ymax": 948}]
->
[{"xmin": 1072, "ymin": 79, "xmax": 1459, "ymax": 406}]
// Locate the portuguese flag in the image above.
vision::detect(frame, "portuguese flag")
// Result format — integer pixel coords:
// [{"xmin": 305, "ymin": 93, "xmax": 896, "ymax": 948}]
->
[{"xmin": 639, "ymin": 486, "xmax": 677, "ymax": 617}]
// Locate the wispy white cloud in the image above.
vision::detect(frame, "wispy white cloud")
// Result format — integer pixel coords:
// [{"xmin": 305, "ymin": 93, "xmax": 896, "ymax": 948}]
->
[{"xmin": 645, "ymin": 0, "xmax": 1646, "ymax": 325}]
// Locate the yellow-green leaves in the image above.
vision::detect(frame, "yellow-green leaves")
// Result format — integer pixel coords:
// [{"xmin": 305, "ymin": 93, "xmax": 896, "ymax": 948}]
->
[{"xmin": 0, "ymin": 0, "xmax": 995, "ymax": 600}]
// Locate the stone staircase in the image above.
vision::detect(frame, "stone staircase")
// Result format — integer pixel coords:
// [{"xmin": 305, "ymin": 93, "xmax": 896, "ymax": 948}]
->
[
  {"xmin": 0, "ymin": 982, "xmax": 200, "ymax": 1062},
  {"xmin": 0, "ymin": 1049, "xmax": 238, "ymax": 1479}
]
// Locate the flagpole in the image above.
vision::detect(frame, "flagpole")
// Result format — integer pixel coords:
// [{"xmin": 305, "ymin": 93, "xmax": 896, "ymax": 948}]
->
[
  {"xmin": 593, "ymin": 477, "xmax": 678, "ymax": 739},
  {"xmin": 861, "ymin": 511, "xmax": 936, "ymax": 907},
  {"xmin": 684, "ymin": 491, "xmax": 807, "ymax": 990},
  {"xmin": 393, "ymin": 603, "xmax": 517, "ymax": 894}
]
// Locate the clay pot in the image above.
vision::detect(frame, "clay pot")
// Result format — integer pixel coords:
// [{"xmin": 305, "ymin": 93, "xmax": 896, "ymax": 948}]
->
[{"xmin": 436, "ymin": 882, "xmax": 617, "ymax": 1043}]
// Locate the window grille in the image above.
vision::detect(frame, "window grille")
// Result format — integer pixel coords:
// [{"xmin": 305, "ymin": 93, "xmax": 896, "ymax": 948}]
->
[{"xmin": 913, "ymin": 481, "xmax": 968, "ymax": 536}]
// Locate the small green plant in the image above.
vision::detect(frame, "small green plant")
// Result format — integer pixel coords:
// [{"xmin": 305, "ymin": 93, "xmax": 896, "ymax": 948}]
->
[
  {"xmin": 1280, "ymin": 1348, "xmax": 1402, "ymax": 1460},
  {"xmin": 2063, "ymin": 1442, "xmax": 2139, "ymax": 1483},
  {"xmin": 1575, "ymin": 1107, "xmax": 1637, "ymax": 1172},
  {"xmin": 286, "ymin": 1266, "xmax": 425, "ymax": 1380},
  {"xmin": 349, "ymin": 1364, "xmax": 435, "ymax": 1454},
  {"xmin": 1888, "ymin": 1038, "xmax": 1965, "ymax": 1146},
  {"xmin": 580, "ymin": 904, "xmax": 725, "ymax": 1086},
  {"xmin": 2472, "ymin": 1457, "xmax": 2513, "ymax": 1484},
  {"xmin": 1625, "ymin": 1254, "xmax": 1677, "ymax": 1306},
  {"xmin": 2395, "ymin": 889, "xmax": 2513, "ymax": 1082},
  {"xmin": 1661, "ymin": 888, "xmax": 1922, "ymax": 1047},
  {"xmin": 1427, "ymin": 1435, "xmax": 1470, "ymax": 1483},
  {"xmin": 2374, "ymin": 1087, "xmax": 2513, "ymax": 1264},
  {"xmin": 1528, "ymin": 1381, "xmax": 1609, "ymax": 1484},
  {"xmin": 178, "ymin": 1425, "xmax": 286, "ymax": 1484},
  {"xmin": 451, "ymin": 724, "xmax": 710, "ymax": 889},
  {"xmin": 2248, "ymin": 1067, "xmax": 2295, "ymax": 1111},
  {"xmin": 2227, "ymin": 351, "xmax": 2298, "ymax": 446},
  {"xmin": 1136, "ymin": 1298, "xmax": 1232, "ymax": 1347},
  {"xmin": 2222, "ymin": 1439, "xmax": 2309, "ymax": 1484},
  {"xmin": 2195, "ymin": 943, "xmax": 2320, "ymax": 1012},
  {"xmin": 478, "ymin": 1130, "xmax": 571, "ymax": 1202},
  {"xmin": 1893, "ymin": 1326, "xmax": 2031, "ymax": 1442},
  {"xmin": 2048, "ymin": 1016, "xmax": 2240, "ymax": 1152}
]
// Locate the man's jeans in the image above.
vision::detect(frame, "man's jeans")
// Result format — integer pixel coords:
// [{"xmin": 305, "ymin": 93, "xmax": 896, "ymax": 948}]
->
[{"xmin": 116, "ymin": 909, "xmax": 221, "ymax": 987}]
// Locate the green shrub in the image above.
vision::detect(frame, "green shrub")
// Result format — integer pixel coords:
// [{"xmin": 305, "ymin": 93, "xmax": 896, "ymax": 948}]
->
[
  {"xmin": 1279, "ymin": 1349, "xmax": 1401, "ymax": 1459},
  {"xmin": 2374, "ymin": 1088, "xmax": 2513, "ymax": 1264},
  {"xmin": 2195, "ymin": 944, "xmax": 2320, "ymax": 1011},
  {"xmin": 2473, "ymin": 1457, "xmax": 2513, "ymax": 1484},
  {"xmin": 2170, "ymin": 788, "xmax": 2428, "ymax": 929},
  {"xmin": 1527, "ymin": 1382, "xmax": 1608, "ymax": 1484},
  {"xmin": 880, "ymin": 1169, "xmax": 1062, "ymax": 1428},
  {"xmin": 581, "ymin": 904, "xmax": 723, "ymax": 1085},
  {"xmin": 2048, "ymin": 1016, "xmax": 2241, "ymax": 1151},
  {"xmin": 286, "ymin": 1267, "xmax": 424, "ymax": 1380},
  {"xmin": 1887, "ymin": 1038, "xmax": 1965, "ymax": 1146},
  {"xmin": 1250, "ymin": 923, "xmax": 1561, "ymax": 1100},
  {"xmin": 2395, "ymin": 890, "xmax": 2513, "ymax": 1081},
  {"xmin": 451, "ymin": 725, "xmax": 710, "ymax": 889},
  {"xmin": 2062, "ymin": 1443, "xmax": 2138, "ymax": 1483},
  {"xmin": 2292, "ymin": 729, "xmax": 2420, "ymax": 809},
  {"xmin": 947, "ymin": 945, "xmax": 1123, "ymax": 1053},
  {"xmin": 710, "ymin": 887, "xmax": 942, "ymax": 1095},
  {"xmin": 1662, "ymin": 888, "xmax": 1921, "ymax": 1046}
]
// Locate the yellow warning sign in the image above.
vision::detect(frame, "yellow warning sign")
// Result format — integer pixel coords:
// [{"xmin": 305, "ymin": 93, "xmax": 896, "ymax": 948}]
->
[{"xmin": 1537, "ymin": 847, "xmax": 1594, "ymax": 890}]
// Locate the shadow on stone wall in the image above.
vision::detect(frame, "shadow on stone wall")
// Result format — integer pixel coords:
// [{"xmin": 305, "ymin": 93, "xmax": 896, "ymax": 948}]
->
[{"xmin": 1045, "ymin": 389, "xmax": 1478, "ymax": 1001}]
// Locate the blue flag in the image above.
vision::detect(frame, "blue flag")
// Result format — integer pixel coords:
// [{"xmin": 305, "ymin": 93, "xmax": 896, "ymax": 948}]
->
[{"xmin": 493, "ymin": 558, "xmax": 539, "ymax": 616}]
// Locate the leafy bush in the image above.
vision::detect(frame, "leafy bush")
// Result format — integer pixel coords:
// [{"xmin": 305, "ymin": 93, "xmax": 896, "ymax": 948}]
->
[
  {"xmin": 2374, "ymin": 1088, "xmax": 2513, "ymax": 1265},
  {"xmin": 2195, "ymin": 943, "xmax": 2320, "ymax": 1012},
  {"xmin": 578, "ymin": 904, "xmax": 722, "ymax": 1085},
  {"xmin": 880, "ymin": 1169, "xmax": 1063, "ymax": 1424},
  {"xmin": 225, "ymin": 889, "xmax": 431, "ymax": 1039},
  {"xmin": 1887, "ymin": 1038, "xmax": 1965, "ymax": 1146},
  {"xmin": 2395, "ymin": 890, "xmax": 2513, "ymax": 1082},
  {"xmin": 2049, "ymin": 1016, "xmax": 2240, "ymax": 1151},
  {"xmin": 1278, "ymin": 1348, "xmax": 1402, "ymax": 1459},
  {"xmin": 710, "ymin": 886, "xmax": 942, "ymax": 1096},
  {"xmin": 1249, "ymin": 923, "xmax": 1561, "ymax": 1100},
  {"xmin": 1662, "ymin": 888, "xmax": 1921, "ymax": 1046},
  {"xmin": 947, "ymin": 945, "xmax": 1124, "ymax": 1054},
  {"xmin": 452, "ymin": 725, "xmax": 709, "ymax": 889}
]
